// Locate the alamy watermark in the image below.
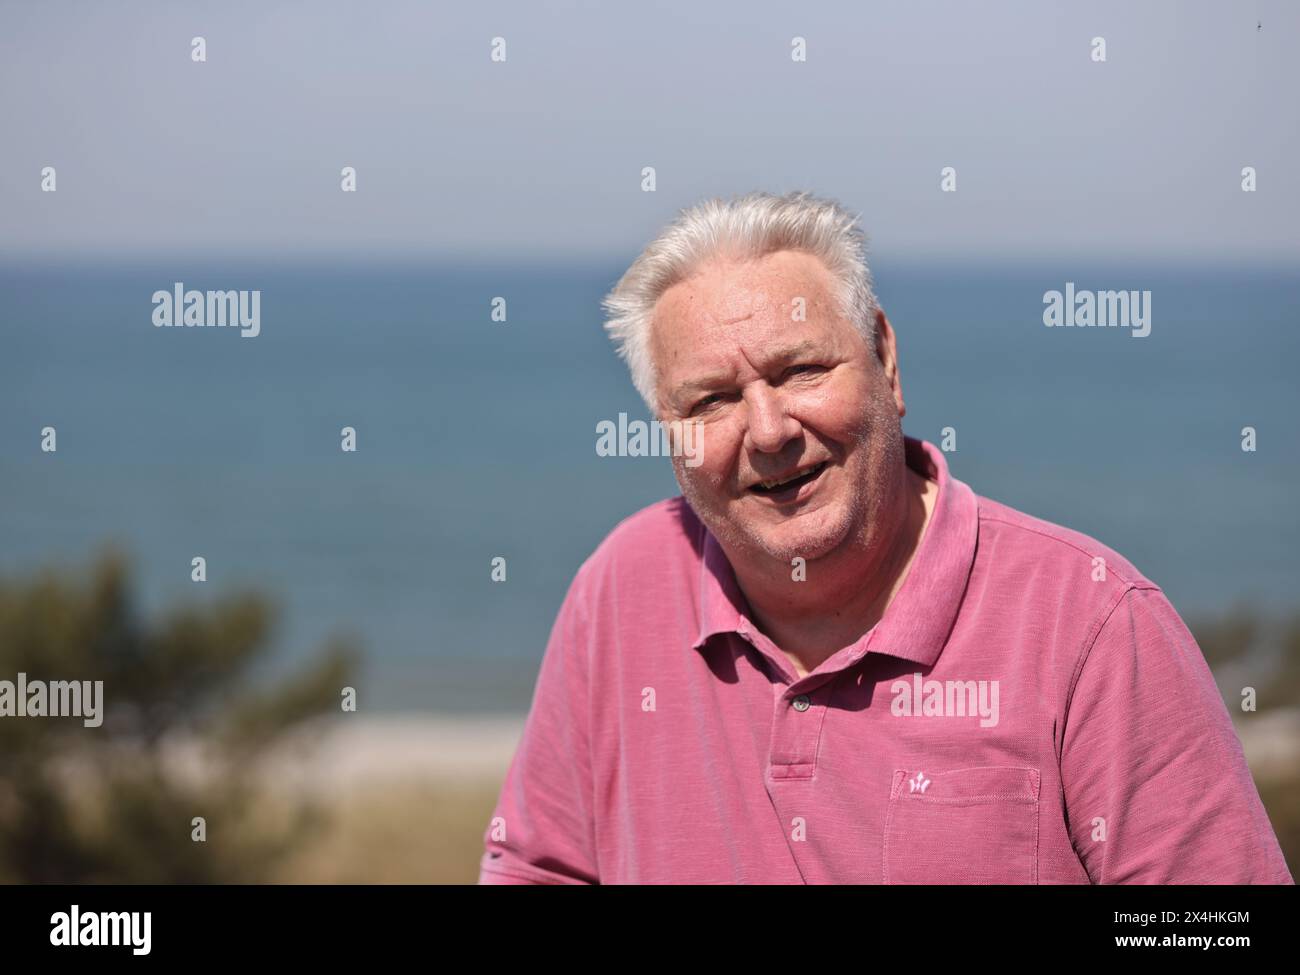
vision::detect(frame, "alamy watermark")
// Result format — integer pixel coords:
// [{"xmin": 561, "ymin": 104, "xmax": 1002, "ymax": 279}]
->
[
  {"xmin": 596, "ymin": 412, "xmax": 703, "ymax": 467},
  {"xmin": 152, "ymin": 282, "xmax": 261, "ymax": 337},
  {"xmin": 890, "ymin": 672, "xmax": 1000, "ymax": 728},
  {"xmin": 1043, "ymin": 282, "xmax": 1151, "ymax": 337},
  {"xmin": 0, "ymin": 673, "xmax": 103, "ymax": 727}
]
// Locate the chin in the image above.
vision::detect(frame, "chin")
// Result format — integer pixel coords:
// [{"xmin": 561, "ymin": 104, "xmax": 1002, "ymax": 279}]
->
[{"xmin": 744, "ymin": 505, "xmax": 853, "ymax": 564}]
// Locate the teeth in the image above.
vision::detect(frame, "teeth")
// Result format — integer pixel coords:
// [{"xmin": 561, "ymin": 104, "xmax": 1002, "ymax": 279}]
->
[{"xmin": 758, "ymin": 464, "xmax": 819, "ymax": 490}]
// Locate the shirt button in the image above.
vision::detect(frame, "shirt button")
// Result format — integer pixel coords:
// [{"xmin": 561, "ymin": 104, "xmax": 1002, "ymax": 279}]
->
[{"xmin": 792, "ymin": 695, "xmax": 811, "ymax": 712}]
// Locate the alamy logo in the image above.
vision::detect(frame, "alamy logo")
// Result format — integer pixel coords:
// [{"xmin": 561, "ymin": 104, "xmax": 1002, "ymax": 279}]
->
[
  {"xmin": 50, "ymin": 905, "xmax": 151, "ymax": 955},
  {"xmin": 908, "ymin": 771, "xmax": 931, "ymax": 793},
  {"xmin": 1043, "ymin": 282, "xmax": 1151, "ymax": 337},
  {"xmin": 596, "ymin": 412, "xmax": 703, "ymax": 467},
  {"xmin": 890, "ymin": 672, "xmax": 1000, "ymax": 728},
  {"xmin": 151, "ymin": 282, "xmax": 261, "ymax": 337},
  {"xmin": 0, "ymin": 673, "xmax": 103, "ymax": 727}
]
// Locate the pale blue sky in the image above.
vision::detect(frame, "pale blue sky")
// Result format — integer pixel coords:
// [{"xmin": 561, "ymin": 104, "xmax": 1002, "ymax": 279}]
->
[{"xmin": 2, "ymin": 0, "xmax": 1295, "ymax": 262}]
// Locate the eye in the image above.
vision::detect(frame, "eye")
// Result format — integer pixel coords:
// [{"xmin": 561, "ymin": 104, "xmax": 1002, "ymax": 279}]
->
[
  {"xmin": 690, "ymin": 394, "xmax": 722, "ymax": 415},
  {"xmin": 783, "ymin": 364, "xmax": 826, "ymax": 379}
]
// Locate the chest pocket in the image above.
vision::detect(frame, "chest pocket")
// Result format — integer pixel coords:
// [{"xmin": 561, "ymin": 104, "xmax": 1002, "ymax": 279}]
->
[{"xmin": 883, "ymin": 766, "xmax": 1040, "ymax": 884}]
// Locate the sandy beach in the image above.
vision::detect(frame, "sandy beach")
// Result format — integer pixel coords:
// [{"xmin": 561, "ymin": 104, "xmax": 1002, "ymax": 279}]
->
[
  {"xmin": 258, "ymin": 713, "xmax": 527, "ymax": 797},
  {"xmin": 247, "ymin": 714, "xmax": 528, "ymax": 883},
  {"xmin": 259, "ymin": 708, "xmax": 1300, "ymax": 790}
]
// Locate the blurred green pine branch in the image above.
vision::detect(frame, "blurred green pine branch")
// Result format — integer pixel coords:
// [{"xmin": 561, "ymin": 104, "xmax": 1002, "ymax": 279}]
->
[{"xmin": 0, "ymin": 546, "xmax": 358, "ymax": 883}]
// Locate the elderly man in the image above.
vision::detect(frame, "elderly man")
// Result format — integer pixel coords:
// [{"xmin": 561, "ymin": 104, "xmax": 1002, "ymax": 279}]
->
[{"xmin": 477, "ymin": 190, "xmax": 1293, "ymax": 885}]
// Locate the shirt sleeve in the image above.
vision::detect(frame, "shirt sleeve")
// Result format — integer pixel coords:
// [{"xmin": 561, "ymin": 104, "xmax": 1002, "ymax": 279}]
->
[
  {"xmin": 1060, "ymin": 584, "xmax": 1294, "ymax": 884},
  {"xmin": 477, "ymin": 565, "xmax": 599, "ymax": 884}
]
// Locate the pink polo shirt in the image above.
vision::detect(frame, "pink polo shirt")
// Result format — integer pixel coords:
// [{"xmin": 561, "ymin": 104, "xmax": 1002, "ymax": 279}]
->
[{"xmin": 478, "ymin": 436, "xmax": 1293, "ymax": 884}]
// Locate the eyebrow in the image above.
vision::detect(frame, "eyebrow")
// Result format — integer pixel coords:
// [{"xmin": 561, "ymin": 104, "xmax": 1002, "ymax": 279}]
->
[{"xmin": 671, "ymin": 339, "xmax": 824, "ymax": 402}]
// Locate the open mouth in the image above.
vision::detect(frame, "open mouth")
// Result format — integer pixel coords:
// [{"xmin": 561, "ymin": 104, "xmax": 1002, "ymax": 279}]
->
[{"xmin": 748, "ymin": 461, "xmax": 828, "ymax": 498}]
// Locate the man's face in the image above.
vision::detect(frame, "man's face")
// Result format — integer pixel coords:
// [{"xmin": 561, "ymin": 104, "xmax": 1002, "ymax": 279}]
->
[{"xmin": 650, "ymin": 249, "xmax": 907, "ymax": 566}]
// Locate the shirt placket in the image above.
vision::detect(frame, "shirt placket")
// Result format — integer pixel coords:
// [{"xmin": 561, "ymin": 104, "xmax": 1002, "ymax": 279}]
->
[
  {"xmin": 734, "ymin": 617, "xmax": 839, "ymax": 777},
  {"xmin": 734, "ymin": 618, "xmax": 849, "ymax": 883}
]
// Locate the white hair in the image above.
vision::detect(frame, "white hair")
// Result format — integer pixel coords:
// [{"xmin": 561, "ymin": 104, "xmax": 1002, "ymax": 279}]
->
[{"xmin": 600, "ymin": 189, "xmax": 880, "ymax": 412}]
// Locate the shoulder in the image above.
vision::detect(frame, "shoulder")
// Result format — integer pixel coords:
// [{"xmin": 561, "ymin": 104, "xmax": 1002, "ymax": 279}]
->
[
  {"xmin": 974, "ymin": 492, "xmax": 1159, "ymax": 594},
  {"xmin": 568, "ymin": 495, "xmax": 705, "ymax": 597},
  {"xmin": 968, "ymin": 491, "xmax": 1191, "ymax": 702}
]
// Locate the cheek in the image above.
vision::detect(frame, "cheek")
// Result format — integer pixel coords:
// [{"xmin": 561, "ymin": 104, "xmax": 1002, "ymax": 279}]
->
[
  {"xmin": 674, "ymin": 428, "xmax": 741, "ymax": 499},
  {"xmin": 795, "ymin": 388, "xmax": 871, "ymax": 446},
  {"xmin": 834, "ymin": 371, "xmax": 888, "ymax": 431}
]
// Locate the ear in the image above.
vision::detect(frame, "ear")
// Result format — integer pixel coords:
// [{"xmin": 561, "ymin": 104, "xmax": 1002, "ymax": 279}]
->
[{"xmin": 874, "ymin": 309, "xmax": 906, "ymax": 418}]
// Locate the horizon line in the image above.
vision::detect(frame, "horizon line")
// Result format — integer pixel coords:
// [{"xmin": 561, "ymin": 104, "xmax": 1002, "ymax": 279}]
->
[{"xmin": 3, "ymin": 249, "xmax": 1299, "ymax": 274}]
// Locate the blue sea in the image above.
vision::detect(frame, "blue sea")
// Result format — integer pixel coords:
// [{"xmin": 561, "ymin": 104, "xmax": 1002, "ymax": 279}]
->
[{"xmin": 2, "ymin": 258, "xmax": 1297, "ymax": 711}]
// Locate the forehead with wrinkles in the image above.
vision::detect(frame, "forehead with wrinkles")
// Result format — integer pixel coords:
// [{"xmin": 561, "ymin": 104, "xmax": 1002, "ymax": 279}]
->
[
  {"xmin": 649, "ymin": 250, "xmax": 856, "ymax": 407},
  {"xmin": 658, "ymin": 251, "xmax": 835, "ymax": 326}
]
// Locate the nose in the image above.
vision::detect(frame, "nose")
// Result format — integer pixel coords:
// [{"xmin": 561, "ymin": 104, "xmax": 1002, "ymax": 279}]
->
[{"xmin": 742, "ymin": 382, "xmax": 801, "ymax": 454}]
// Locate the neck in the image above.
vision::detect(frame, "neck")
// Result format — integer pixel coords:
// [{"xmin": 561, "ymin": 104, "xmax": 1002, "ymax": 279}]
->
[{"xmin": 727, "ymin": 464, "xmax": 936, "ymax": 678}]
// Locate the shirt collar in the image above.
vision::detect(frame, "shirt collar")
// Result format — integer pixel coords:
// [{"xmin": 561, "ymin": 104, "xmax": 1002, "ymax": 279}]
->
[{"xmin": 691, "ymin": 435, "xmax": 979, "ymax": 670}]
